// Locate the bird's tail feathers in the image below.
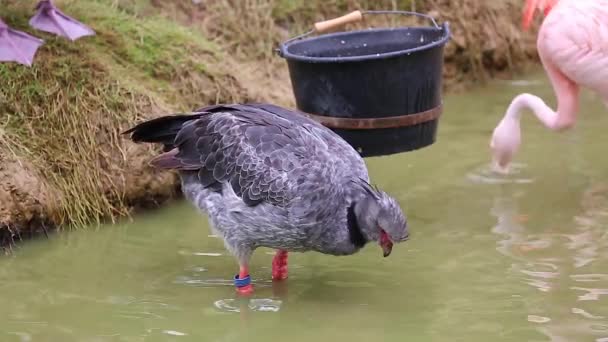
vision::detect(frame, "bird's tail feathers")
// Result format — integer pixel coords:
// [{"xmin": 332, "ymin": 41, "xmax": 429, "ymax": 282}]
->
[{"xmin": 122, "ymin": 113, "xmax": 205, "ymax": 148}]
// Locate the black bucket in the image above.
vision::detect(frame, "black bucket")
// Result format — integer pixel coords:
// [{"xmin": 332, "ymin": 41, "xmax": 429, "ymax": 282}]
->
[{"xmin": 277, "ymin": 10, "xmax": 450, "ymax": 157}]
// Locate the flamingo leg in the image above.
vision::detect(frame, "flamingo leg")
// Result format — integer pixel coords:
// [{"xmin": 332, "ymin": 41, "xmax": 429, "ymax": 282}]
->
[
  {"xmin": 539, "ymin": 54, "xmax": 580, "ymax": 131},
  {"xmin": 272, "ymin": 250, "xmax": 288, "ymax": 281}
]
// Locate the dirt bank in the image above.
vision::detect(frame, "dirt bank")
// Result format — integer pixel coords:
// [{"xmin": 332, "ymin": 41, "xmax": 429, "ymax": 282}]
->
[{"xmin": 0, "ymin": 0, "xmax": 539, "ymax": 251}]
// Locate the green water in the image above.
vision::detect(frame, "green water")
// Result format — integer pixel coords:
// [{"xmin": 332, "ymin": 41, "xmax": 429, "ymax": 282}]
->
[{"xmin": 2, "ymin": 72, "xmax": 608, "ymax": 341}]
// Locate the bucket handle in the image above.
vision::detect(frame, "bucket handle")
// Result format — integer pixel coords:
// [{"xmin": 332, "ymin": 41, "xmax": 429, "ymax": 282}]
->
[
  {"xmin": 282, "ymin": 9, "xmax": 441, "ymax": 45},
  {"xmin": 313, "ymin": 10, "xmax": 365, "ymax": 33},
  {"xmin": 314, "ymin": 10, "xmax": 440, "ymax": 33}
]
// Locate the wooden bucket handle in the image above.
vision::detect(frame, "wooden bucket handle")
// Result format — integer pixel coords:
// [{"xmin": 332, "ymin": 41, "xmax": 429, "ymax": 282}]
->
[{"xmin": 313, "ymin": 10, "xmax": 364, "ymax": 33}]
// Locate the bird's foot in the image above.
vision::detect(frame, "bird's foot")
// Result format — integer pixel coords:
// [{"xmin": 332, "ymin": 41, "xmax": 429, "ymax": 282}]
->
[
  {"xmin": 272, "ymin": 250, "xmax": 288, "ymax": 281},
  {"xmin": 234, "ymin": 274, "xmax": 254, "ymax": 295},
  {"xmin": 29, "ymin": 0, "xmax": 95, "ymax": 41}
]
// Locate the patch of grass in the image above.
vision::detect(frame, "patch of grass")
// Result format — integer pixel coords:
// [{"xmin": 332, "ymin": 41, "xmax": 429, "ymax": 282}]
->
[
  {"xmin": 425, "ymin": 0, "xmax": 535, "ymax": 86},
  {"xmin": 0, "ymin": 0, "xmax": 246, "ymax": 229},
  {"xmin": 76, "ymin": 2, "xmax": 214, "ymax": 76},
  {"xmin": 271, "ymin": 0, "xmax": 416, "ymax": 28},
  {"xmin": 201, "ymin": 0, "xmax": 417, "ymax": 62}
]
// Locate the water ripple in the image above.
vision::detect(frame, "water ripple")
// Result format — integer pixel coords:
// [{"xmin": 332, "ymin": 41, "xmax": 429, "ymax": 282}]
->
[
  {"xmin": 163, "ymin": 330, "xmax": 187, "ymax": 336},
  {"xmin": 116, "ymin": 310, "xmax": 165, "ymax": 320},
  {"xmin": 571, "ymin": 274, "xmax": 608, "ymax": 282},
  {"xmin": 174, "ymin": 276, "xmax": 233, "ymax": 287},
  {"xmin": 572, "ymin": 308, "xmax": 605, "ymax": 320},
  {"xmin": 520, "ymin": 270, "xmax": 559, "ymax": 279},
  {"xmin": 192, "ymin": 252, "xmax": 223, "ymax": 257},
  {"xmin": 517, "ymin": 262, "xmax": 560, "ymax": 293},
  {"xmin": 528, "ymin": 315, "xmax": 551, "ymax": 323},
  {"xmin": 592, "ymin": 324, "xmax": 608, "ymax": 332},
  {"xmin": 467, "ymin": 163, "xmax": 534, "ymax": 185},
  {"xmin": 491, "ymin": 190, "xmax": 608, "ymax": 341},
  {"xmin": 571, "ymin": 287, "xmax": 608, "ymax": 301},
  {"xmin": 213, "ymin": 298, "xmax": 282, "ymax": 313},
  {"xmin": 189, "ymin": 266, "xmax": 208, "ymax": 273},
  {"xmin": 178, "ymin": 250, "xmax": 223, "ymax": 257},
  {"xmin": 524, "ymin": 278, "xmax": 553, "ymax": 293}
]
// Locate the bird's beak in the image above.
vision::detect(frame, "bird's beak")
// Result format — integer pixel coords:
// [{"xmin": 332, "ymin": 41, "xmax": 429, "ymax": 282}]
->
[
  {"xmin": 522, "ymin": 0, "xmax": 538, "ymax": 30},
  {"xmin": 489, "ymin": 118, "xmax": 520, "ymax": 174},
  {"xmin": 492, "ymin": 155, "xmax": 511, "ymax": 174},
  {"xmin": 490, "ymin": 146, "xmax": 512, "ymax": 174},
  {"xmin": 379, "ymin": 230, "xmax": 393, "ymax": 257}
]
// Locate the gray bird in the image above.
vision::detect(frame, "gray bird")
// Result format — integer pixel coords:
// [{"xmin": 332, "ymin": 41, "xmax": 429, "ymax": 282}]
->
[{"xmin": 124, "ymin": 103, "xmax": 409, "ymax": 294}]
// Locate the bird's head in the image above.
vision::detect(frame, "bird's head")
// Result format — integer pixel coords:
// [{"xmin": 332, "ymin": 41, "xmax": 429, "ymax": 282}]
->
[
  {"xmin": 490, "ymin": 115, "xmax": 521, "ymax": 173},
  {"xmin": 353, "ymin": 180, "xmax": 408, "ymax": 257},
  {"xmin": 522, "ymin": 0, "xmax": 558, "ymax": 30}
]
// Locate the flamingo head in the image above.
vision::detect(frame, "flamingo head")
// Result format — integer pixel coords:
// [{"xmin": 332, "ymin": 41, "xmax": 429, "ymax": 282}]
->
[
  {"xmin": 490, "ymin": 116, "xmax": 521, "ymax": 173},
  {"xmin": 522, "ymin": 0, "xmax": 558, "ymax": 30}
]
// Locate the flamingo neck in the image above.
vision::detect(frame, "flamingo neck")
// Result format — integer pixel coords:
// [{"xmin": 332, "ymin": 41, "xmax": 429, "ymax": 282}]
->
[{"xmin": 505, "ymin": 93, "xmax": 555, "ymax": 127}]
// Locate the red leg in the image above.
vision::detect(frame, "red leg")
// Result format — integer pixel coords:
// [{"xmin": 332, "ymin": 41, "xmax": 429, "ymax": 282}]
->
[
  {"xmin": 272, "ymin": 250, "xmax": 288, "ymax": 281},
  {"xmin": 235, "ymin": 265, "xmax": 253, "ymax": 295}
]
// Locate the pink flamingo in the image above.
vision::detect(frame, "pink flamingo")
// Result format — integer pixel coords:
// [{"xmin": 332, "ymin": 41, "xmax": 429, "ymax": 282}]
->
[{"xmin": 490, "ymin": 0, "xmax": 608, "ymax": 172}]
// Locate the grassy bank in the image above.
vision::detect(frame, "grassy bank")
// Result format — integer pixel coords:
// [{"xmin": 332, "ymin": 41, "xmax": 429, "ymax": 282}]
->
[
  {"xmin": 0, "ymin": 0, "xmax": 538, "ymax": 250},
  {"xmin": 0, "ymin": 0, "xmax": 248, "ymax": 248}
]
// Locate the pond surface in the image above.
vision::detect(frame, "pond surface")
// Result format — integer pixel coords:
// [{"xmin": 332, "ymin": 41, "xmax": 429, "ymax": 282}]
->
[{"xmin": 2, "ymin": 71, "xmax": 608, "ymax": 341}]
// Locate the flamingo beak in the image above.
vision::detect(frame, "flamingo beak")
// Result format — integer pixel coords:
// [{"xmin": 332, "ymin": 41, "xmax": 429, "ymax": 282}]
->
[
  {"xmin": 522, "ymin": 0, "xmax": 538, "ymax": 30},
  {"xmin": 491, "ymin": 150, "xmax": 512, "ymax": 173},
  {"xmin": 490, "ymin": 134, "xmax": 510, "ymax": 172}
]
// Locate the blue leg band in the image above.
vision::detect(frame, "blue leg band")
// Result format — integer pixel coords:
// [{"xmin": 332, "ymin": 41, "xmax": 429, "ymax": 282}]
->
[{"xmin": 234, "ymin": 274, "xmax": 251, "ymax": 288}]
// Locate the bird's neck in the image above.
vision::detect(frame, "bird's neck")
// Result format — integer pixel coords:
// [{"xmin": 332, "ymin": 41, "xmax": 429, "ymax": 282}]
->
[
  {"xmin": 347, "ymin": 202, "xmax": 367, "ymax": 248},
  {"xmin": 505, "ymin": 93, "xmax": 554, "ymax": 127}
]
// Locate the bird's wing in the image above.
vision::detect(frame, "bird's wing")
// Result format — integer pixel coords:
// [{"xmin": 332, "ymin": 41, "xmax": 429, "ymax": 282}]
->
[{"xmin": 155, "ymin": 104, "xmax": 367, "ymax": 208}]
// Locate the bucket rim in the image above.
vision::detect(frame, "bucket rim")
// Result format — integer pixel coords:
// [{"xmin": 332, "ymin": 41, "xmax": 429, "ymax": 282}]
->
[{"xmin": 278, "ymin": 22, "xmax": 450, "ymax": 63}]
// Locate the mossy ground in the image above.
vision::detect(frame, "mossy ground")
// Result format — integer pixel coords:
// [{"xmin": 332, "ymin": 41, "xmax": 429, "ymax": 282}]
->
[
  {"xmin": 0, "ymin": 0, "xmax": 247, "ymax": 248},
  {"xmin": 0, "ymin": 0, "xmax": 539, "ymax": 251}
]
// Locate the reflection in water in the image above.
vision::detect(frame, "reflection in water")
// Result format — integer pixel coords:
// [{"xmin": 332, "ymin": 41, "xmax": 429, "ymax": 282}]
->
[
  {"xmin": 174, "ymin": 277, "xmax": 234, "ymax": 287},
  {"xmin": 528, "ymin": 315, "xmax": 551, "ymax": 323},
  {"xmin": 490, "ymin": 184, "xmax": 608, "ymax": 341},
  {"xmin": 571, "ymin": 287, "xmax": 608, "ymax": 302},
  {"xmin": 572, "ymin": 307, "xmax": 605, "ymax": 320},
  {"xmin": 163, "ymin": 329, "xmax": 187, "ymax": 336}
]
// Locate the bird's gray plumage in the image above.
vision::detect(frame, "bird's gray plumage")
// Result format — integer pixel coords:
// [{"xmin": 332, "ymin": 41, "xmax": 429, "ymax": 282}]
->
[{"xmin": 125, "ymin": 103, "xmax": 408, "ymax": 264}]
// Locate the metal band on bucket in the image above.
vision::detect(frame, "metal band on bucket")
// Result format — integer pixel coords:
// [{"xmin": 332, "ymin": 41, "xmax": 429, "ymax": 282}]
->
[{"xmin": 301, "ymin": 103, "xmax": 442, "ymax": 130}]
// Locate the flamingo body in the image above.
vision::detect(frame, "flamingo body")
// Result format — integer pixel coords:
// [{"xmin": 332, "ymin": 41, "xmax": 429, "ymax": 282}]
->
[{"xmin": 491, "ymin": 0, "xmax": 608, "ymax": 171}]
